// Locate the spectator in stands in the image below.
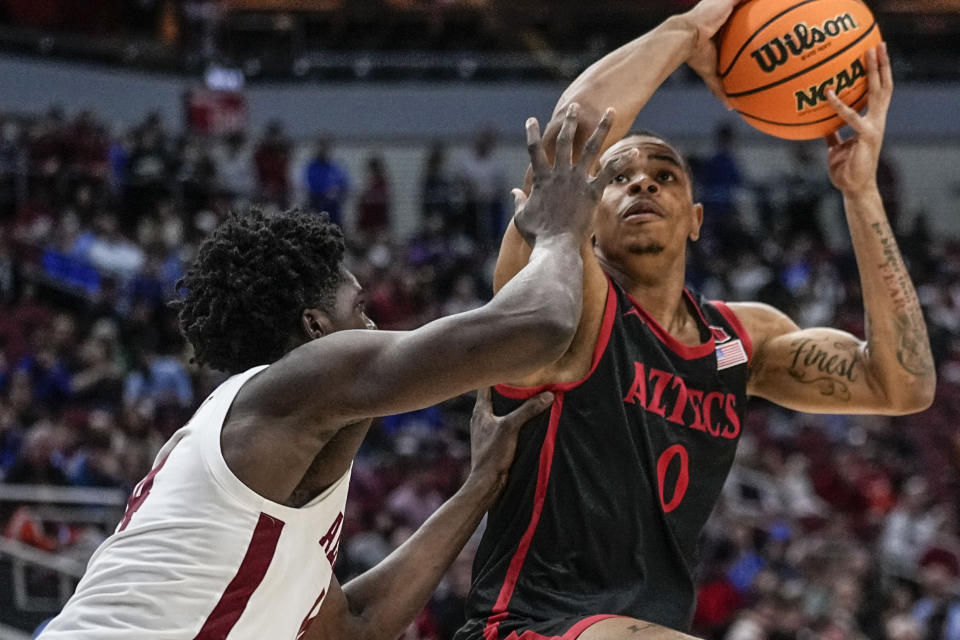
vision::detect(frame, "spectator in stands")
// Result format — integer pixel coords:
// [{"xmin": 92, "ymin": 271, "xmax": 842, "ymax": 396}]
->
[
  {"xmin": 777, "ymin": 141, "xmax": 833, "ymax": 246},
  {"xmin": 176, "ymin": 135, "xmax": 218, "ymax": 215},
  {"xmin": 304, "ymin": 134, "xmax": 350, "ymax": 226},
  {"xmin": 421, "ymin": 142, "xmax": 454, "ymax": 225},
  {"xmin": 356, "ymin": 156, "xmax": 391, "ymax": 240},
  {"xmin": 83, "ymin": 212, "xmax": 145, "ymax": 281},
  {"xmin": 211, "ymin": 130, "xmax": 253, "ymax": 202},
  {"xmin": 0, "ymin": 118, "xmax": 24, "ymax": 222},
  {"xmin": 125, "ymin": 117, "xmax": 171, "ymax": 214},
  {"xmin": 67, "ymin": 110, "xmax": 109, "ymax": 184},
  {"xmin": 695, "ymin": 123, "xmax": 744, "ymax": 257},
  {"xmin": 26, "ymin": 107, "xmax": 68, "ymax": 189},
  {"xmin": 454, "ymin": 126, "xmax": 506, "ymax": 246},
  {"xmin": 69, "ymin": 320, "xmax": 124, "ymax": 409},
  {"xmin": 122, "ymin": 342, "xmax": 193, "ymax": 412},
  {"xmin": 912, "ymin": 548, "xmax": 960, "ymax": 639},
  {"xmin": 3, "ymin": 420, "xmax": 68, "ymax": 485},
  {"xmin": 253, "ymin": 120, "xmax": 291, "ymax": 207},
  {"xmin": 881, "ymin": 476, "xmax": 943, "ymax": 578}
]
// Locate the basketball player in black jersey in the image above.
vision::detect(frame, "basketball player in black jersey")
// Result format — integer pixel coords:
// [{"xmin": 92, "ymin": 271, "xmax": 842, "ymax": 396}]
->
[{"xmin": 456, "ymin": 1, "xmax": 937, "ymax": 639}]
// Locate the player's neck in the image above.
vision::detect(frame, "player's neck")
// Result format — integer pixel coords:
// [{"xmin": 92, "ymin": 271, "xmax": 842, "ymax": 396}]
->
[{"xmin": 600, "ymin": 253, "xmax": 690, "ymax": 334}]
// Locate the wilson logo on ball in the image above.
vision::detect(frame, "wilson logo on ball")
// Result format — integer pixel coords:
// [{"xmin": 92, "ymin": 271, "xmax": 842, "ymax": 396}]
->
[
  {"xmin": 794, "ymin": 57, "xmax": 866, "ymax": 112},
  {"xmin": 750, "ymin": 13, "xmax": 859, "ymax": 73}
]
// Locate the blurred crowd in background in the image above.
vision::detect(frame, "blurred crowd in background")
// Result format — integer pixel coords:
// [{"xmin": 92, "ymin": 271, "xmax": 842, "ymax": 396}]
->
[
  {"xmin": 0, "ymin": 105, "xmax": 958, "ymax": 640},
  {"xmin": 2, "ymin": 0, "xmax": 959, "ymax": 81}
]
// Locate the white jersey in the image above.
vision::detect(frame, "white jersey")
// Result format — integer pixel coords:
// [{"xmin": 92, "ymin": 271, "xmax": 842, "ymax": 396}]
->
[{"xmin": 40, "ymin": 365, "xmax": 352, "ymax": 640}]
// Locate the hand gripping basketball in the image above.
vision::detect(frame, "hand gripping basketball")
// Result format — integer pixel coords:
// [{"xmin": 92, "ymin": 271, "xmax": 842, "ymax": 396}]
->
[
  {"xmin": 513, "ymin": 104, "xmax": 637, "ymax": 247},
  {"xmin": 683, "ymin": 0, "xmax": 746, "ymax": 107},
  {"xmin": 824, "ymin": 43, "xmax": 893, "ymax": 195}
]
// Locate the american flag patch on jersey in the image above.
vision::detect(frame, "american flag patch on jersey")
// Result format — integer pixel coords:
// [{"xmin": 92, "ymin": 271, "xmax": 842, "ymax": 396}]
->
[{"xmin": 716, "ymin": 339, "xmax": 748, "ymax": 371}]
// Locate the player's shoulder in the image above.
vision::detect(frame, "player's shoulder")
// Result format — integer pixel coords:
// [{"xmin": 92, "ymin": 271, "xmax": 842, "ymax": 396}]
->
[{"xmin": 720, "ymin": 301, "xmax": 800, "ymax": 343}]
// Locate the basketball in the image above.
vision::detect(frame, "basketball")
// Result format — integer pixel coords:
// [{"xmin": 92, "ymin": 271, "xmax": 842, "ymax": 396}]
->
[{"xmin": 718, "ymin": 0, "xmax": 883, "ymax": 140}]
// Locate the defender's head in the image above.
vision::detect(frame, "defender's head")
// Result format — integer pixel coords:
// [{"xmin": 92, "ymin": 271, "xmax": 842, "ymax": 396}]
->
[
  {"xmin": 593, "ymin": 131, "xmax": 702, "ymax": 269},
  {"xmin": 176, "ymin": 209, "xmax": 374, "ymax": 374}
]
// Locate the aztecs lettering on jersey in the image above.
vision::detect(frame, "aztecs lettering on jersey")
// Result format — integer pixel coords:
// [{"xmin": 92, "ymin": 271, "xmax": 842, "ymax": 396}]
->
[
  {"xmin": 623, "ymin": 361, "xmax": 740, "ymax": 440},
  {"xmin": 319, "ymin": 511, "xmax": 343, "ymax": 566}
]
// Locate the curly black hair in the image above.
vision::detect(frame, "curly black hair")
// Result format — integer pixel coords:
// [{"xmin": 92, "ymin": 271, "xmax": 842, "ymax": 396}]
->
[{"xmin": 174, "ymin": 208, "xmax": 345, "ymax": 373}]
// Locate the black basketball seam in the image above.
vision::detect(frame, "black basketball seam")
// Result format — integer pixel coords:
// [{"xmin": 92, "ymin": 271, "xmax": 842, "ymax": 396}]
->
[
  {"xmin": 735, "ymin": 86, "xmax": 868, "ymax": 127},
  {"xmin": 719, "ymin": 0, "xmax": 822, "ymax": 79},
  {"xmin": 726, "ymin": 20, "xmax": 878, "ymax": 98}
]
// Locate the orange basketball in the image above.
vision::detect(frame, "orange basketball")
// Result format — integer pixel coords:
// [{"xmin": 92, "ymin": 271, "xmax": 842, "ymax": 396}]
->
[{"xmin": 717, "ymin": 0, "xmax": 883, "ymax": 140}]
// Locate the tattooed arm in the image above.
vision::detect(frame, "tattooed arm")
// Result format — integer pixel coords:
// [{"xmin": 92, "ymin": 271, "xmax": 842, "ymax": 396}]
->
[{"xmin": 729, "ymin": 44, "xmax": 935, "ymax": 416}]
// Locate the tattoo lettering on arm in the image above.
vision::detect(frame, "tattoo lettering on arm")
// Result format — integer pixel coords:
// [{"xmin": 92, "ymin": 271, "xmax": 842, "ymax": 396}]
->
[
  {"xmin": 871, "ymin": 221, "xmax": 935, "ymax": 377},
  {"xmin": 894, "ymin": 313, "xmax": 934, "ymax": 376},
  {"xmin": 787, "ymin": 338, "xmax": 861, "ymax": 401}
]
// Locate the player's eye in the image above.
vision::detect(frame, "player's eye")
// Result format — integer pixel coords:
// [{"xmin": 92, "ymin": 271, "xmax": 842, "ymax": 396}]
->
[
  {"xmin": 613, "ymin": 174, "xmax": 630, "ymax": 184},
  {"xmin": 657, "ymin": 170, "xmax": 676, "ymax": 183}
]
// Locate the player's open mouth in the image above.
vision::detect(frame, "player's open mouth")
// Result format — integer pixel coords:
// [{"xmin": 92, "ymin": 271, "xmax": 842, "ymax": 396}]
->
[{"xmin": 620, "ymin": 200, "xmax": 664, "ymax": 222}]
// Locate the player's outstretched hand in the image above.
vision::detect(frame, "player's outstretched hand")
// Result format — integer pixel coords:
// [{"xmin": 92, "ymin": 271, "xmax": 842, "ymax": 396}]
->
[
  {"xmin": 467, "ymin": 388, "xmax": 553, "ymax": 496},
  {"xmin": 824, "ymin": 43, "xmax": 893, "ymax": 196},
  {"xmin": 513, "ymin": 104, "xmax": 636, "ymax": 247},
  {"xmin": 683, "ymin": 0, "xmax": 744, "ymax": 107}
]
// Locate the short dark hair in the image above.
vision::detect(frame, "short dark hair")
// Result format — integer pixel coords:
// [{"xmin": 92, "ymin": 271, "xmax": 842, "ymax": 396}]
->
[
  {"xmin": 622, "ymin": 129, "xmax": 694, "ymax": 185},
  {"xmin": 174, "ymin": 208, "xmax": 345, "ymax": 373}
]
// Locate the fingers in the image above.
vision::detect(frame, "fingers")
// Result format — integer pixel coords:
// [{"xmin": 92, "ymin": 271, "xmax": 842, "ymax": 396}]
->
[
  {"xmin": 825, "ymin": 89, "xmax": 865, "ymax": 134},
  {"xmin": 555, "ymin": 103, "xmax": 580, "ymax": 168},
  {"xmin": 525, "ymin": 117, "xmax": 549, "ymax": 175},
  {"xmin": 474, "ymin": 386, "xmax": 492, "ymax": 412},
  {"xmin": 503, "ymin": 391, "xmax": 554, "ymax": 428},
  {"xmin": 825, "ymin": 131, "xmax": 843, "ymax": 148},
  {"xmin": 511, "ymin": 188, "xmax": 528, "ymax": 213},
  {"xmin": 578, "ymin": 108, "xmax": 616, "ymax": 172},
  {"xmin": 593, "ymin": 148, "xmax": 639, "ymax": 190},
  {"xmin": 865, "ymin": 46, "xmax": 881, "ymax": 102},
  {"xmin": 879, "ymin": 42, "xmax": 894, "ymax": 90}
]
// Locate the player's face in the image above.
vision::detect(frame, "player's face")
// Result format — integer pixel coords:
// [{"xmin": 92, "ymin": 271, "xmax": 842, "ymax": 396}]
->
[
  {"xmin": 328, "ymin": 270, "xmax": 376, "ymax": 332},
  {"xmin": 593, "ymin": 136, "xmax": 702, "ymax": 262}
]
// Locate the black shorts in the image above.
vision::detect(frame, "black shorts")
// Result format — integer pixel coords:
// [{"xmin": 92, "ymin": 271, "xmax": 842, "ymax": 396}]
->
[{"xmin": 456, "ymin": 614, "xmax": 619, "ymax": 640}]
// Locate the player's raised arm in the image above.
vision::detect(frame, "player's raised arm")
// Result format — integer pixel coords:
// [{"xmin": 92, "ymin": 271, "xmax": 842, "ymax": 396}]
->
[
  {"xmin": 493, "ymin": 0, "xmax": 740, "ymax": 387},
  {"xmin": 731, "ymin": 44, "xmax": 935, "ymax": 415},
  {"xmin": 542, "ymin": 0, "xmax": 740, "ymax": 163},
  {"xmin": 235, "ymin": 107, "xmax": 633, "ymax": 423}
]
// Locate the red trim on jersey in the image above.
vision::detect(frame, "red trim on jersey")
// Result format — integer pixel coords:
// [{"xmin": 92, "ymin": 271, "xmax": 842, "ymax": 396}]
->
[
  {"xmin": 710, "ymin": 300, "xmax": 753, "ymax": 362},
  {"xmin": 493, "ymin": 614, "xmax": 620, "ymax": 640},
  {"xmin": 483, "ymin": 396, "xmax": 566, "ymax": 640},
  {"xmin": 193, "ymin": 513, "xmax": 285, "ymax": 639},
  {"xmin": 560, "ymin": 614, "xmax": 620, "ymax": 639},
  {"xmin": 495, "ymin": 279, "xmax": 618, "ymax": 400},
  {"xmin": 624, "ymin": 289, "xmax": 715, "ymax": 360},
  {"xmin": 117, "ymin": 452, "xmax": 171, "ymax": 532}
]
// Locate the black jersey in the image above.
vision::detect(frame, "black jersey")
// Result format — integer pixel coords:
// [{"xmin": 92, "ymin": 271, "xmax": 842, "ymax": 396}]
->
[{"xmin": 457, "ymin": 277, "xmax": 752, "ymax": 640}]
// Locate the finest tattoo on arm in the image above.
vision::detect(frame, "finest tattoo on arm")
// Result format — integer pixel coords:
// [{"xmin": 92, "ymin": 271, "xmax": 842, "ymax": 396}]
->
[
  {"xmin": 787, "ymin": 338, "xmax": 861, "ymax": 401},
  {"xmin": 870, "ymin": 221, "xmax": 935, "ymax": 377}
]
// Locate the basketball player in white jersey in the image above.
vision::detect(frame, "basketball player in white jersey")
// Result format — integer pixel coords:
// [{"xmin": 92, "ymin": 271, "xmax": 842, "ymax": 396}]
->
[{"xmin": 37, "ymin": 110, "xmax": 637, "ymax": 639}]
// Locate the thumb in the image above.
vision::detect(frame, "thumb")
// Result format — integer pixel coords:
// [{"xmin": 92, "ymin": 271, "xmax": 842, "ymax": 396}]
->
[
  {"xmin": 511, "ymin": 188, "xmax": 528, "ymax": 211},
  {"xmin": 504, "ymin": 391, "xmax": 554, "ymax": 429}
]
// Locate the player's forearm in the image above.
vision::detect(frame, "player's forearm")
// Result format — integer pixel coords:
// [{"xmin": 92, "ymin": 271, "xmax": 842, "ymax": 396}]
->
[
  {"xmin": 341, "ymin": 476, "xmax": 497, "ymax": 640},
  {"xmin": 553, "ymin": 15, "xmax": 698, "ymax": 144},
  {"xmin": 844, "ymin": 187, "xmax": 935, "ymax": 409},
  {"xmin": 485, "ymin": 234, "xmax": 584, "ymax": 362}
]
